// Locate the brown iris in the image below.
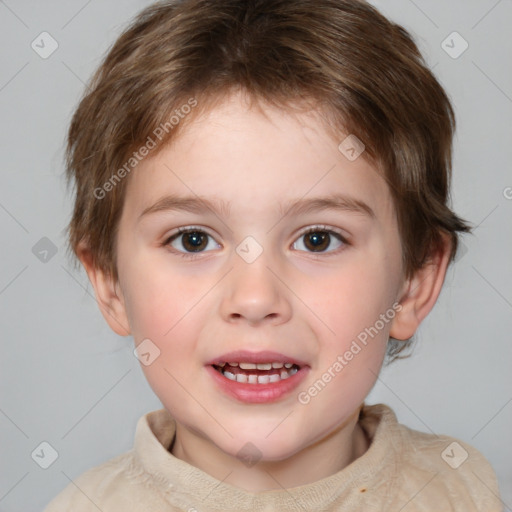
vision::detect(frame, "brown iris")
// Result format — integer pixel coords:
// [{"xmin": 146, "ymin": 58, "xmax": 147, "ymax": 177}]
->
[
  {"xmin": 181, "ymin": 230, "xmax": 208, "ymax": 252},
  {"xmin": 303, "ymin": 231, "xmax": 331, "ymax": 252}
]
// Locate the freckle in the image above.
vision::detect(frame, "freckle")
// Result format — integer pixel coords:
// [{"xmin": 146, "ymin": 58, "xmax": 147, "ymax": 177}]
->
[{"xmin": 360, "ymin": 488, "xmax": 367, "ymax": 493}]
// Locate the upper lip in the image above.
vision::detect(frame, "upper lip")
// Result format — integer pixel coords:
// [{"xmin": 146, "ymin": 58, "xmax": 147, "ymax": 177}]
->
[{"xmin": 206, "ymin": 350, "xmax": 308, "ymax": 368}]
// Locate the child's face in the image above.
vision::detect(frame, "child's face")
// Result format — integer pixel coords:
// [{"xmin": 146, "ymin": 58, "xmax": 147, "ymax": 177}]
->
[{"xmin": 111, "ymin": 93, "xmax": 406, "ymax": 463}]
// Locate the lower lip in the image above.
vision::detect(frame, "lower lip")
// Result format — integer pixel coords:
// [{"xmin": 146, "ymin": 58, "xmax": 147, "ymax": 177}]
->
[{"xmin": 206, "ymin": 365, "xmax": 309, "ymax": 404}]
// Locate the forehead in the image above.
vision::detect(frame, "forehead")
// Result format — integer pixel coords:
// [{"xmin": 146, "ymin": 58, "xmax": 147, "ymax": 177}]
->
[{"xmin": 123, "ymin": 93, "xmax": 394, "ymax": 224}]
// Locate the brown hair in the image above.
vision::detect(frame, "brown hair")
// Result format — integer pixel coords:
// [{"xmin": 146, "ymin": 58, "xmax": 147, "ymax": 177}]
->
[{"xmin": 65, "ymin": 0, "xmax": 471, "ymax": 358}]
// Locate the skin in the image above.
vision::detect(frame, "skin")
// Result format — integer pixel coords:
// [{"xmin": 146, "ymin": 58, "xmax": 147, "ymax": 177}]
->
[{"xmin": 79, "ymin": 91, "xmax": 451, "ymax": 492}]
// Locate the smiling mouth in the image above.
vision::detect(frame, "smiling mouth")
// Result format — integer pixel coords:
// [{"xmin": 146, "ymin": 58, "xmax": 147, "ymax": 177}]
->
[{"xmin": 212, "ymin": 362, "xmax": 300, "ymax": 384}]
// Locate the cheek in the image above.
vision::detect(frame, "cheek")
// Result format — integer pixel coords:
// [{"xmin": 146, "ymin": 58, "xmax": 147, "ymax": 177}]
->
[
  {"xmin": 122, "ymin": 267, "xmax": 206, "ymax": 403},
  {"xmin": 121, "ymin": 256, "xmax": 213, "ymax": 376},
  {"xmin": 313, "ymin": 259, "xmax": 398, "ymax": 340},
  {"xmin": 120, "ymin": 254, "xmax": 207, "ymax": 339}
]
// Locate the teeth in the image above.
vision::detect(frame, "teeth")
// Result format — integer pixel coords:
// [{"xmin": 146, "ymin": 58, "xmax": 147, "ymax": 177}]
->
[
  {"xmin": 236, "ymin": 373, "xmax": 248, "ymax": 383},
  {"xmin": 239, "ymin": 362, "xmax": 257, "ymax": 369},
  {"xmin": 232, "ymin": 362, "xmax": 295, "ymax": 369},
  {"xmin": 257, "ymin": 374, "xmax": 270, "ymax": 384},
  {"xmin": 219, "ymin": 365, "xmax": 300, "ymax": 384}
]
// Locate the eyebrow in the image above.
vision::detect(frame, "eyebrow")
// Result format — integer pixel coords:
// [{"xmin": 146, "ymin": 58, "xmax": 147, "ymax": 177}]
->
[{"xmin": 138, "ymin": 193, "xmax": 375, "ymax": 222}]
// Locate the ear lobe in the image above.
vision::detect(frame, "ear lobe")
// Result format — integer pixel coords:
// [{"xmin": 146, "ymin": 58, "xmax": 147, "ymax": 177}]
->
[
  {"xmin": 389, "ymin": 233, "xmax": 452, "ymax": 341},
  {"xmin": 77, "ymin": 243, "xmax": 131, "ymax": 336}
]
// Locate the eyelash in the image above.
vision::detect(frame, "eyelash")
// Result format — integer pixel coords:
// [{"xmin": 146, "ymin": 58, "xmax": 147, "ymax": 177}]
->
[{"xmin": 163, "ymin": 225, "xmax": 349, "ymax": 260}]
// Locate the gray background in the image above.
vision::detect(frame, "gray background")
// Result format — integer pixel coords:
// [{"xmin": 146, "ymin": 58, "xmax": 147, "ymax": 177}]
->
[{"xmin": 0, "ymin": 0, "xmax": 511, "ymax": 510}]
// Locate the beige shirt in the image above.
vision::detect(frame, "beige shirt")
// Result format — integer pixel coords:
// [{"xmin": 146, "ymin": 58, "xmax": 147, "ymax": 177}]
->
[{"xmin": 44, "ymin": 403, "xmax": 502, "ymax": 511}]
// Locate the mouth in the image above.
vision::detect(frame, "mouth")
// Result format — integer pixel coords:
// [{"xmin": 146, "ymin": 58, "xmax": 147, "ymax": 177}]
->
[{"xmin": 205, "ymin": 351, "xmax": 309, "ymax": 403}]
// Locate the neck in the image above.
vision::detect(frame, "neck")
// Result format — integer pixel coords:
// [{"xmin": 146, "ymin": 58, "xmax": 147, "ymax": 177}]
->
[{"xmin": 171, "ymin": 405, "xmax": 369, "ymax": 492}]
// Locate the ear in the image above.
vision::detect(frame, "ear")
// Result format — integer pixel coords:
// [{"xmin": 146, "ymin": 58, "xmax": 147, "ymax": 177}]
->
[
  {"xmin": 77, "ymin": 243, "xmax": 131, "ymax": 336},
  {"xmin": 390, "ymin": 232, "xmax": 452, "ymax": 340}
]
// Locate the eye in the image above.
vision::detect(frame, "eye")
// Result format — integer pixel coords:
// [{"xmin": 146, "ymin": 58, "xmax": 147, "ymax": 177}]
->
[
  {"xmin": 164, "ymin": 227, "xmax": 220, "ymax": 257},
  {"xmin": 292, "ymin": 226, "xmax": 347, "ymax": 254},
  {"xmin": 164, "ymin": 225, "xmax": 347, "ymax": 258}
]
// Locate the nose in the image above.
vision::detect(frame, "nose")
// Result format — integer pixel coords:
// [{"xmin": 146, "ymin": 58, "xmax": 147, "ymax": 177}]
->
[{"xmin": 219, "ymin": 251, "xmax": 292, "ymax": 327}]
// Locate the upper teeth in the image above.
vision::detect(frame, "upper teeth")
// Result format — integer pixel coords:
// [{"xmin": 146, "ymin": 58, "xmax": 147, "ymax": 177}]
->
[{"xmin": 222, "ymin": 362, "xmax": 294, "ymax": 369}]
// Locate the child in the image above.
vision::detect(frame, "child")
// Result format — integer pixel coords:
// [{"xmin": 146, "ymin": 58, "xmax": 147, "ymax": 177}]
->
[{"xmin": 44, "ymin": 0, "xmax": 502, "ymax": 510}]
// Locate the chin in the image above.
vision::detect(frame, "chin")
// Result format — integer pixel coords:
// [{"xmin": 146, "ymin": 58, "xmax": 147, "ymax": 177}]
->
[{"xmin": 223, "ymin": 432, "xmax": 306, "ymax": 464}]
